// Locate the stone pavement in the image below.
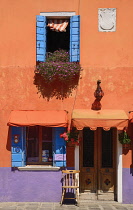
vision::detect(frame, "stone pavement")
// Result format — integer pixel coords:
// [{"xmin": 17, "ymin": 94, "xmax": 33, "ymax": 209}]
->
[{"xmin": 0, "ymin": 201, "xmax": 133, "ymax": 210}]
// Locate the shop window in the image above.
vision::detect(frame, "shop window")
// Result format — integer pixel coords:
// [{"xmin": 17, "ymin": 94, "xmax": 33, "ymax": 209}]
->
[
  {"xmin": 26, "ymin": 126, "xmax": 53, "ymax": 164},
  {"xmin": 26, "ymin": 126, "xmax": 53, "ymax": 165},
  {"xmin": 11, "ymin": 126, "xmax": 66, "ymax": 168},
  {"xmin": 36, "ymin": 15, "xmax": 80, "ymax": 62}
]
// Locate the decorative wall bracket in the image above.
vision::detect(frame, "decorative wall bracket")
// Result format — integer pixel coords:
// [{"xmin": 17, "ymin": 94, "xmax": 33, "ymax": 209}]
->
[
  {"xmin": 92, "ymin": 80, "xmax": 104, "ymax": 110},
  {"xmin": 94, "ymin": 80, "xmax": 104, "ymax": 101}
]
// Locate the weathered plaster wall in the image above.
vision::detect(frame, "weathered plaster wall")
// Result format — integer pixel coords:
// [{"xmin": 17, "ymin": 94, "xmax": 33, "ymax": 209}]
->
[
  {"xmin": 1, "ymin": 66, "xmax": 133, "ymax": 167},
  {"xmin": 123, "ymin": 168, "xmax": 133, "ymax": 204},
  {"xmin": 0, "ymin": 0, "xmax": 133, "ymax": 202},
  {"xmin": 0, "ymin": 0, "xmax": 133, "ymax": 164},
  {"xmin": 122, "ymin": 127, "xmax": 133, "ymax": 203},
  {"xmin": 0, "ymin": 168, "xmax": 62, "ymax": 202},
  {"xmin": 1, "ymin": 0, "xmax": 133, "ymax": 67}
]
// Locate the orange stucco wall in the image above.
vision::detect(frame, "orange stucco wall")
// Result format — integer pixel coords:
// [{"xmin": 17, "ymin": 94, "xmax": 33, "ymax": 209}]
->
[{"xmin": 0, "ymin": 0, "xmax": 133, "ymax": 167}]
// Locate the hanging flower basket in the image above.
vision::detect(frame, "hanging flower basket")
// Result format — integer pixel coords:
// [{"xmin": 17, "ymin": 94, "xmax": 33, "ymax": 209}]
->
[
  {"xmin": 118, "ymin": 130, "xmax": 131, "ymax": 145},
  {"xmin": 60, "ymin": 127, "xmax": 81, "ymax": 146},
  {"xmin": 35, "ymin": 50, "xmax": 82, "ymax": 84}
]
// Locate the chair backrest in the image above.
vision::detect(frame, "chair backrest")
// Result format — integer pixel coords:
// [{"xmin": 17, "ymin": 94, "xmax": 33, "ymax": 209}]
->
[{"xmin": 62, "ymin": 170, "xmax": 80, "ymax": 187}]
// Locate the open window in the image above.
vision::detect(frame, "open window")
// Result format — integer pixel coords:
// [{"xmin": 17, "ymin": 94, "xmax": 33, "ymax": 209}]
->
[
  {"xmin": 47, "ymin": 18, "xmax": 70, "ymax": 53},
  {"xmin": 36, "ymin": 15, "xmax": 80, "ymax": 62}
]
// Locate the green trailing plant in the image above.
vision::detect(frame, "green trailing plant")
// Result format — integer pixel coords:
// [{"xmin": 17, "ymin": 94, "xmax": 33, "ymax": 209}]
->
[
  {"xmin": 35, "ymin": 50, "xmax": 82, "ymax": 84},
  {"xmin": 119, "ymin": 131, "xmax": 131, "ymax": 145}
]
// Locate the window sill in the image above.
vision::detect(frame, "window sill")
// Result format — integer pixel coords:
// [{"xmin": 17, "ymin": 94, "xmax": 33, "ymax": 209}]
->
[{"xmin": 18, "ymin": 165, "xmax": 60, "ymax": 171}]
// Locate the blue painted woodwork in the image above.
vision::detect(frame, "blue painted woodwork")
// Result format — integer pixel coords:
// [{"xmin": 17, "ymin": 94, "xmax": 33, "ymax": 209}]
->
[
  {"xmin": 70, "ymin": 15, "xmax": 80, "ymax": 62},
  {"xmin": 36, "ymin": 15, "xmax": 46, "ymax": 62},
  {"xmin": 36, "ymin": 15, "xmax": 80, "ymax": 62},
  {"xmin": 11, "ymin": 127, "xmax": 26, "ymax": 167},
  {"xmin": 53, "ymin": 127, "xmax": 66, "ymax": 167}
]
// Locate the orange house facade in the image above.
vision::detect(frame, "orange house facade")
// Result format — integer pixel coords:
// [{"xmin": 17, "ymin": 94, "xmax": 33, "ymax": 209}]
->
[{"xmin": 0, "ymin": 0, "xmax": 133, "ymax": 203}]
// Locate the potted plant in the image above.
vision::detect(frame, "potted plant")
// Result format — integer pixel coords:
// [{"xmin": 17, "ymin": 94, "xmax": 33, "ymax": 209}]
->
[
  {"xmin": 119, "ymin": 130, "xmax": 131, "ymax": 149},
  {"xmin": 35, "ymin": 49, "xmax": 82, "ymax": 84},
  {"xmin": 60, "ymin": 127, "xmax": 81, "ymax": 146}
]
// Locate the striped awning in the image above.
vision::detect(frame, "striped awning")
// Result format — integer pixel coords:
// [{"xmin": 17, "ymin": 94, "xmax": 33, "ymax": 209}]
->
[{"xmin": 47, "ymin": 19, "xmax": 69, "ymax": 32}]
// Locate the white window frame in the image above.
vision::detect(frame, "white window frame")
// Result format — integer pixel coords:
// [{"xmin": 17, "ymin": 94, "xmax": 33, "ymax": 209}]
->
[{"xmin": 40, "ymin": 12, "xmax": 76, "ymax": 18}]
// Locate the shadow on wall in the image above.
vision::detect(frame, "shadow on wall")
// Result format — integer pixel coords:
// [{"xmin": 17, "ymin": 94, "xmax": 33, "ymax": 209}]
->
[
  {"xmin": 33, "ymin": 73, "xmax": 79, "ymax": 101},
  {"xmin": 122, "ymin": 121, "xmax": 133, "ymax": 176},
  {"xmin": 122, "ymin": 123, "xmax": 132, "ymax": 157},
  {"xmin": 6, "ymin": 126, "xmax": 11, "ymax": 152},
  {"xmin": 91, "ymin": 99, "xmax": 102, "ymax": 110},
  {"xmin": 129, "ymin": 123, "xmax": 133, "ymax": 176}
]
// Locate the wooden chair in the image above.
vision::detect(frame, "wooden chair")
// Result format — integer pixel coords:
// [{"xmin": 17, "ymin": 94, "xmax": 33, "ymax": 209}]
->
[{"xmin": 60, "ymin": 170, "xmax": 80, "ymax": 205}]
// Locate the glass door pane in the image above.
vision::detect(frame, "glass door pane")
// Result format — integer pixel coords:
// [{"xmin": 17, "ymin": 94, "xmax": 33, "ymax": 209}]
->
[
  {"xmin": 83, "ymin": 128, "xmax": 94, "ymax": 167},
  {"xmin": 27, "ymin": 126, "xmax": 39, "ymax": 163},
  {"xmin": 42, "ymin": 127, "xmax": 52, "ymax": 163},
  {"xmin": 101, "ymin": 129, "xmax": 113, "ymax": 168}
]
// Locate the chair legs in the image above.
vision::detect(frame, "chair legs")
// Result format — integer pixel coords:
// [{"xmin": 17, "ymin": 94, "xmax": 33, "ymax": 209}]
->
[
  {"xmin": 60, "ymin": 188, "xmax": 65, "ymax": 205},
  {"xmin": 75, "ymin": 188, "xmax": 79, "ymax": 206},
  {"xmin": 61, "ymin": 170, "xmax": 80, "ymax": 205},
  {"xmin": 60, "ymin": 188, "xmax": 79, "ymax": 206}
]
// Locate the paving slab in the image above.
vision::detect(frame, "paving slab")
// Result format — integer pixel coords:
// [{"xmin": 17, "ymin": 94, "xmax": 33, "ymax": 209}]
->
[{"xmin": 0, "ymin": 202, "xmax": 132, "ymax": 210}]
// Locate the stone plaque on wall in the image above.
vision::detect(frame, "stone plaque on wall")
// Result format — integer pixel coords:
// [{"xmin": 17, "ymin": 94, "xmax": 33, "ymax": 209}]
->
[{"xmin": 98, "ymin": 8, "xmax": 116, "ymax": 32}]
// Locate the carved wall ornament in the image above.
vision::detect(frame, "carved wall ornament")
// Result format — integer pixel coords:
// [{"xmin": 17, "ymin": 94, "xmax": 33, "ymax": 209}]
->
[
  {"xmin": 98, "ymin": 8, "xmax": 116, "ymax": 32},
  {"xmin": 94, "ymin": 80, "xmax": 104, "ymax": 101},
  {"xmin": 85, "ymin": 178, "xmax": 91, "ymax": 185},
  {"xmin": 104, "ymin": 178, "xmax": 111, "ymax": 186}
]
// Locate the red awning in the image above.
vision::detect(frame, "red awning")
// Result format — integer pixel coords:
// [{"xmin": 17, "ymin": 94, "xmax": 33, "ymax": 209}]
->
[
  {"xmin": 8, "ymin": 110, "xmax": 68, "ymax": 127},
  {"xmin": 47, "ymin": 19, "xmax": 69, "ymax": 32},
  {"xmin": 72, "ymin": 109, "xmax": 128, "ymax": 130}
]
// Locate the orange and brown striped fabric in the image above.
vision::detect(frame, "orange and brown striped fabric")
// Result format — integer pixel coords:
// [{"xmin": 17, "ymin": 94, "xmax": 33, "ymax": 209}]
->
[{"xmin": 47, "ymin": 19, "xmax": 69, "ymax": 32}]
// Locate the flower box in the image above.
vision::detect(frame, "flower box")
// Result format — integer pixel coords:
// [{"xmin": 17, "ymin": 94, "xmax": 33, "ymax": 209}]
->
[{"xmin": 35, "ymin": 50, "xmax": 82, "ymax": 84}]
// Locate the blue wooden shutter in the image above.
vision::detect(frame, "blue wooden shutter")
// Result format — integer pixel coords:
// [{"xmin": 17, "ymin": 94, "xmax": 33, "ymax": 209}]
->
[
  {"xmin": 70, "ymin": 15, "xmax": 80, "ymax": 62},
  {"xmin": 53, "ymin": 127, "xmax": 66, "ymax": 167},
  {"xmin": 36, "ymin": 15, "xmax": 47, "ymax": 62},
  {"xmin": 11, "ymin": 127, "xmax": 26, "ymax": 167}
]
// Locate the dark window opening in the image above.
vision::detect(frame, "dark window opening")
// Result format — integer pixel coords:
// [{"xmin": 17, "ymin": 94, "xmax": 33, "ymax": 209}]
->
[
  {"xmin": 46, "ymin": 19, "xmax": 70, "ymax": 53},
  {"xmin": 83, "ymin": 128, "xmax": 94, "ymax": 167},
  {"xmin": 102, "ymin": 129, "xmax": 113, "ymax": 168}
]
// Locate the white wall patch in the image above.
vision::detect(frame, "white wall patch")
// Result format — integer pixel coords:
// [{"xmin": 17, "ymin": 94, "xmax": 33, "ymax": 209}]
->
[
  {"xmin": 40, "ymin": 12, "xmax": 76, "ymax": 18},
  {"xmin": 98, "ymin": 8, "xmax": 116, "ymax": 32}
]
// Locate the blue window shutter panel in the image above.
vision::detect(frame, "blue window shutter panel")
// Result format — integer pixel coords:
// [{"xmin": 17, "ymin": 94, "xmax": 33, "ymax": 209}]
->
[
  {"xmin": 36, "ymin": 15, "xmax": 46, "ymax": 62},
  {"xmin": 53, "ymin": 127, "xmax": 66, "ymax": 167},
  {"xmin": 11, "ymin": 127, "xmax": 26, "ymax": 167},
  {"xmin": 70, "ymin": 15, "xmax": 80, "ymax": 62}
]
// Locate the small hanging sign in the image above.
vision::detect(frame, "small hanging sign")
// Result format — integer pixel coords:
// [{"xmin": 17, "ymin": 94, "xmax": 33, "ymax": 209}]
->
[{"xmin": 54, "ymin": 154, "xmax": 66, "ymax": 161}]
